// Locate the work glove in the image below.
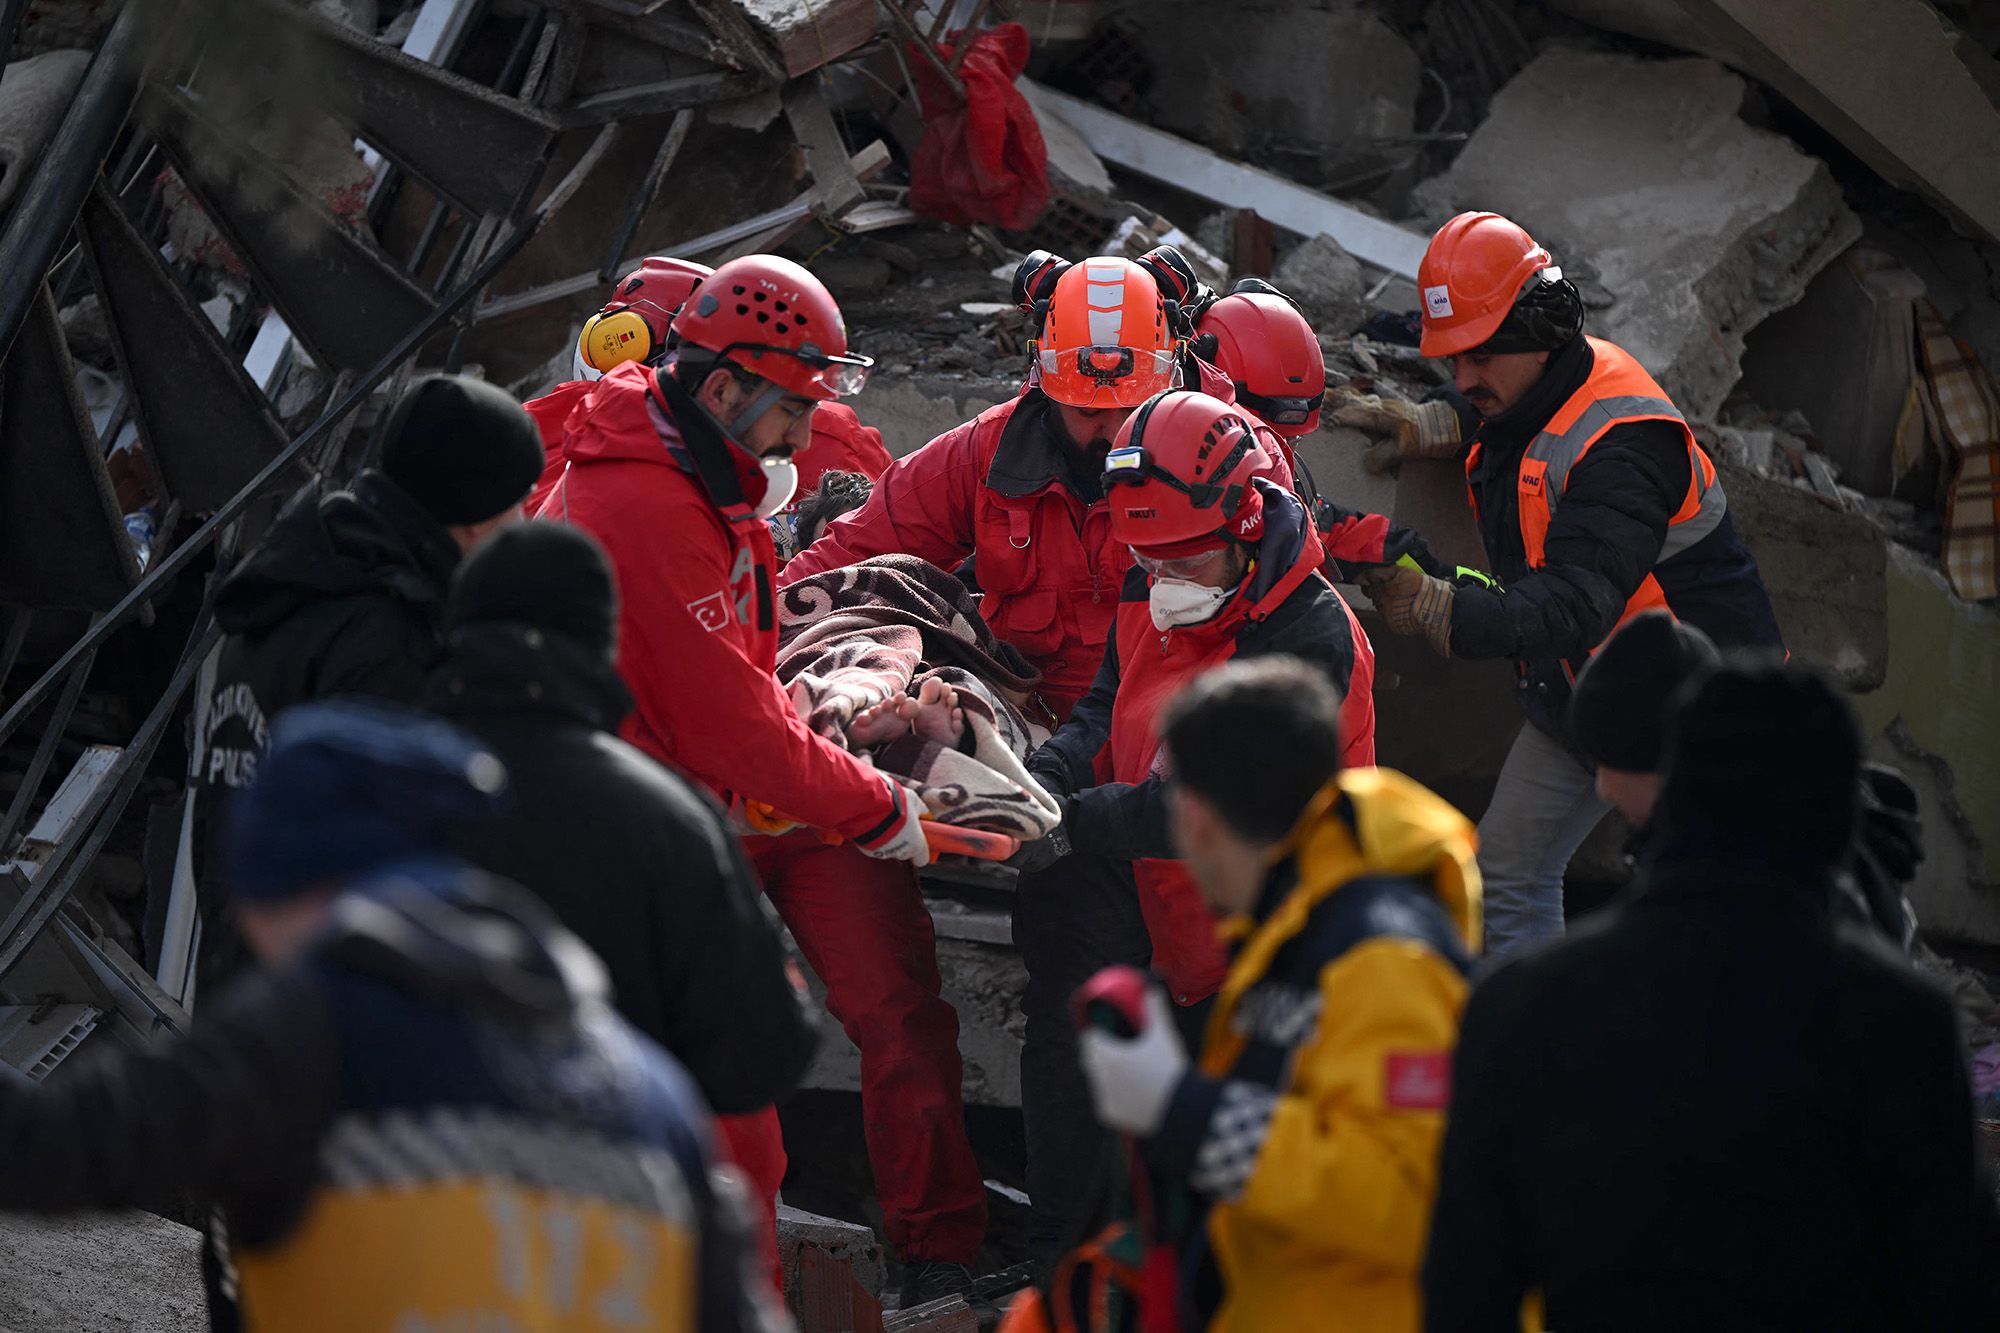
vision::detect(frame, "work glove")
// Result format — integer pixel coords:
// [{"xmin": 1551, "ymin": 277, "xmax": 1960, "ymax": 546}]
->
[
  {"xmin": 1331, "ymin": 389, "xmax": 1465, "ymax": 473},
  {"xmin": 1079, "ymin": 986, "xmax": 1187, "ymax": 1137},
  {"xmin": 1358, "ymin": 564, "xmax": 1455, "ymax": 658},
  {"xmin": 1137, "ymin": 244, "xmax": 1217, "ymax": 334},
  {"xmin": 858, "ymin": 779, "xmax": 935, "ymax": 866},
  {"xmin": 1006, "ymin": 804, "xmax": 1072, "ymax": 875}
]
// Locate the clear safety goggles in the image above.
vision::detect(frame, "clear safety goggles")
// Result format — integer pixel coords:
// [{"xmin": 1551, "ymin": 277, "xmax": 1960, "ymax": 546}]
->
[
  {"xmin": 1131, "ymin": 544, "xmax": 1230, "ymax": 581},
  {"xmin": 1035, "ymin": 344, "xmax": 1179, "ymax": 407},
  {"xmin": 719, "ymin": 341, "xmax": 875, "ymax": 397}
]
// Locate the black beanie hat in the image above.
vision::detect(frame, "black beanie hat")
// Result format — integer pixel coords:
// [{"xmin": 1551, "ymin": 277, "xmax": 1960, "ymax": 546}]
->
[
  {"xmin": 1656, "ymin": 659, "xmax": 1861, "ymax": 869},
  {"xmin": 446, "ymin": 523, "xmax": 618, "ymax": 657},
  {"xmin": 379, "ymin": 374, "xmax": 545, "ymax": 526},
  {"xmin": 1569, "ymin": 612, "xmax": 1721, "ymax": 772}
]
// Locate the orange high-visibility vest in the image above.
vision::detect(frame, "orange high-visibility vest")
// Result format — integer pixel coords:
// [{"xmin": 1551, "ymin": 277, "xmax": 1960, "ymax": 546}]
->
[{"xmin": 1465, "ymin": 337, "xmax": 1726, "ymax": 640}]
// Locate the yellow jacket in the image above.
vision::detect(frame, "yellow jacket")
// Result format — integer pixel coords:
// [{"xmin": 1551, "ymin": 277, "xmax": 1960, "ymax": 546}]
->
[{"xmin": 1148, "ymin": 767, "xmax": 1480, "ymax": 1333}]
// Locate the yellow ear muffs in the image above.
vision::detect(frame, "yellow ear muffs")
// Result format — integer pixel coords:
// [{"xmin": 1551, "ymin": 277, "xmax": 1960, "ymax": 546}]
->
[{"xmin": 577, "ymin": 307, "xmax": 655, "ymax": 374}]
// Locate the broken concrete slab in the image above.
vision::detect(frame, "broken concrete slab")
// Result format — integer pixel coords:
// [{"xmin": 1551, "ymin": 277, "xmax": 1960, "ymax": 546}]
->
[
  {"xmin": 0, "ymin": 49, "xmax": 91, "ymax": 216},
  {"xmin": 1412, "ymin": 48, "xmax": 1860, "ymax": 418},
  {"xmin": 1718, "ymin": 461, "xmax": 1888, "ymax": 688},
  {"xmin": 1016, "ymin": 76, "xmax": 1114, "ymax": 203},
  {"xmin": 846, "ymin": 377, "xmax": 1007, "ymax": 459},
  {"xmin": 0, "ymin": 1211, "xmax": 205, "ymax": 1332},
  {"xmin": 1120, "ymin": 0, "xmax": 1420, "ymax": 182},
  {"xmin": 778, "ymin": 1202, "xmax": 887, "ymax": 1323},
  {"xmin": 1855, "ymin": 544, "xmax": 2000, "ymax": 944},
  {"xmin": 1274, "ymin": 234, "xmax": 1367, "ymax": 336},
  {"xmin": 1026, "ymin": 80, "xmax": 1430, "ymax": 278},
  {"xmin": 1549, "ymin": 0, "xmax": 2000, "ymax": 245}
]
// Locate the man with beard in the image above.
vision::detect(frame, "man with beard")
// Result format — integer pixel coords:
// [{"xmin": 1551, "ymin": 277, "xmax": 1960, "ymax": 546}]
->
[{"xmin": 1344, "ymin": 212, "xmax": 1783, "ymax": 960}]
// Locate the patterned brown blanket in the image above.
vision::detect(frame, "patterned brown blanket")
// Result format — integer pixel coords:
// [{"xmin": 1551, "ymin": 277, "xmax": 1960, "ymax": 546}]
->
[{"xmin": 776, "ymin": 556, "xmax": 1062, "ymax": 838}]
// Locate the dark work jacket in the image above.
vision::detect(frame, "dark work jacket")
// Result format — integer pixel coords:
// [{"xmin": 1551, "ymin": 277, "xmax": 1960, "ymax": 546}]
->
[
  {"xmin": 203, "ymin": 471, "xmax": 460, "ymax": 795},
  {"xmin": 1444, "ymin": 338, "xmax": 1783, "ymax": 738},
  {"xmin": 425, "ymin": 621, "xmax": 818, "ymax": 1115},
  {"xmin": 1422, "ymin": 837, "xmax": 2000, "ymax": 1332},
  {"xmin": 0, "ymin": 863, "xmax": 777, "ymax": 1333}
]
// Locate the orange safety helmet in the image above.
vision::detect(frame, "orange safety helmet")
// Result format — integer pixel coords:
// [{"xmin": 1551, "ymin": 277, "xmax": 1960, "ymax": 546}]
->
[
  {"xmin": 1196, "ymin": 290, "xmax": 1325, "ymax": 437},
  {"xmin": 1103, "ymin": 390, "xmax": 1270, "ymax": 556},
  {"xmin": 670, "ymin": 254, "xmax": 872, "ymax": 401},
  {"xmin": 1032, "ymin": 257, "xmax": 1181, "ymax": 409},
  {"xmin": 1417, "ymin": 211, "xmax": 1559, "ymax": 358},
  {"xmin": 574, "ymin": 256, "xmax": 714, "ymax": 381}
]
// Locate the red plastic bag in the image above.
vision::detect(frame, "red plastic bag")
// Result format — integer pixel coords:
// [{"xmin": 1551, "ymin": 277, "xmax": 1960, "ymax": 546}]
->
[{"xmin": 908, "ymin": 22, "xmax": 1050, "ymax": 231}]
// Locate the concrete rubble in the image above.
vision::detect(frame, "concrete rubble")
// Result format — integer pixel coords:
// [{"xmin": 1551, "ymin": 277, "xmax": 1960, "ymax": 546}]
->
[
  {"xmin": 1411, "ymin": 47, "xmax": 1861, "ymax": 419},
  {"xmin": 0, "ymin": 1211, "xmax": 205, "ymax": 1332}
]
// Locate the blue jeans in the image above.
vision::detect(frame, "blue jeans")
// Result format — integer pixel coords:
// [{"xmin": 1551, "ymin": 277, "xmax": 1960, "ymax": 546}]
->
[{"xmin": 1476, "ymin": 721, "xmax": 1613, "ymax": 959}]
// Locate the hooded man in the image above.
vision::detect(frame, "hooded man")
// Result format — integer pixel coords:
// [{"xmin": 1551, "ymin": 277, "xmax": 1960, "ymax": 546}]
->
[
  {"xmin": 1066, "ymin": 655, "xmax": 1477, "ymax": 1332},
  {"xmin": 0, "ymin": 701, "xmax": 781, "ymax": 1332},
  {"xmin": 1011, "ymin": 390, "xmax": 1374, "ymax": 1261},
  {"xmin": 1345, "ymin": 211, "xmax": 1783, "ymax": 959},
  {"xmin": 1424, "ymin": 661, "xmax": 2000, "ymax": 1331}
]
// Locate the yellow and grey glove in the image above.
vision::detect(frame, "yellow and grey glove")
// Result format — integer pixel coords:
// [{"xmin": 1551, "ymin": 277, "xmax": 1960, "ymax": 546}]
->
[
  {"xmin": 1330, "ymin": 390, "xmax": 1465, "ymax": 474},
  {"xmin": 1357, "ymin": 564, "xmax": 1455, "ymax": 658}
]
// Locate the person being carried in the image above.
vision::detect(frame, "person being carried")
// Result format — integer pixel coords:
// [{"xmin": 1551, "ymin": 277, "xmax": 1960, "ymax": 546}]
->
[
  {"xmin": 1059, "ymin": 654, "xmax": 1478, "ymax": 1332},
  {"xmin": 0, "ymin": 701, "xmax": 782, "ymax": 1332}
]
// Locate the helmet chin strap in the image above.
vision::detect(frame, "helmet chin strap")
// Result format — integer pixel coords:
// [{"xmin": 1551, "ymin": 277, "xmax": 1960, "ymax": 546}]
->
[{"xmin": 676, "ymin": 350, "xmax": 789, "ymax": 460}]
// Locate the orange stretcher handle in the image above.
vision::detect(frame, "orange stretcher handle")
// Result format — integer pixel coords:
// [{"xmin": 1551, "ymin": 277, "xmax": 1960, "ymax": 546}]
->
[{"xmin": 922, "ymin": 820, "xmax": 1020, "ymax": 861}]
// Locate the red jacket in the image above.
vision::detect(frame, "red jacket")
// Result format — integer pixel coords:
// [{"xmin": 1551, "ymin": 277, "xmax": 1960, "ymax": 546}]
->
[
  {"xmin": 1037, "ymin": 482, "xmax": 1375, "ymax": 1001},
  {"xmin": 531, "ymin": 362, "xmax": 910, "ymax": 848},
  {"xmin": 794, "ymin": 402, "xmax": 893, "ymax": 491},
  {"xmin": 525, "ymin": 384, "xmax": 894, "ymax": 518},
  {"xmin": 782, "ymin": 389, "xmax": 1294, "ymax": 719}
]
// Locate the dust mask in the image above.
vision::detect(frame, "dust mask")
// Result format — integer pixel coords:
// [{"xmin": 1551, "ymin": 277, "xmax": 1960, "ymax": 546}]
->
[
  {"xmin": 1149, "ymin": 577, "xmax": 1232, "ymax": 630},
  {"xmin": 753, "ymin": 454, "xmax": 799, "ymax": 522}
]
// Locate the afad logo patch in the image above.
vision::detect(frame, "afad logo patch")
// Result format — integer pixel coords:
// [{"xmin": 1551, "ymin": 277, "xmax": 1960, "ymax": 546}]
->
[
  {"xmin": 1383, "ymin": 1050, "xmax": 1451, "ymax": 1110},
  {"xmin": 1423, "ymin": 284, "xmax": 1455, "ymax": 319}
]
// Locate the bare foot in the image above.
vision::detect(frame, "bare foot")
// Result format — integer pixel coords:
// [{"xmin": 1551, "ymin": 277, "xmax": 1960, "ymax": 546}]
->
[
  {"xmin": 847, "ymin": 697, "xmax": 911, "ymax": 748},
  {"xmin": 902, "ymin": 677, "xmax": 966, "ymax": 746}
]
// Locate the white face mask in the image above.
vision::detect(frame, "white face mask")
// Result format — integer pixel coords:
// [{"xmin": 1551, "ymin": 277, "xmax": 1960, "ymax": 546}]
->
[
  {"xmin": 1149, "ymin": 577, "xmax": 1232, "ymax": 630},
  {"xmin": 753, "ymin": 454, "xmax": 799, "ymax": 522}
]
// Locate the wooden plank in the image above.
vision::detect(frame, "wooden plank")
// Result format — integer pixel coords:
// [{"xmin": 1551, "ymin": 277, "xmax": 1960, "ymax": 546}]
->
[
  {"xmin": 1023, "ymin": 80, "xmax": 1429, "ymax": 279},
  {"xmin": 737, "ymin": 0, "xmax": 880, "ymax": 78},
  {"xmin": 785, "ymin": 82, "xmax": 863, "ymax": 213}
]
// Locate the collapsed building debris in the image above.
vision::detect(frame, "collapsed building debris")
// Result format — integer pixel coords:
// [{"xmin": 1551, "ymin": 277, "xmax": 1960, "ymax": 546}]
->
[
  {"xmin": 3, "ymin": 0, "xmax": 2000, "ymax": 1318},
  {"xmin": 1411, "ymin": 47, "xmax": 1860, "ymax": 419}
]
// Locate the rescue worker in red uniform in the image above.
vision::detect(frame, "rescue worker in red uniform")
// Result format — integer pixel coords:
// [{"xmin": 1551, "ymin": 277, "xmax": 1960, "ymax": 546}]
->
[
  {"xmin": 525, "ymin": 256, "xmax": 891, "ymax": 524},
  {"xmin": 784, "ymin": 257, "xmax": 1236, "ymax": 1262},
  {"xmin": 1197, "ymin": 284, "xmax": 1445, "ymax": 579},
  {"xmin": 531, "ymin": 255, "xmax": 974, "ymax": 1299},
  {"xmin": 1351, "ymin": 212, "xmax": 1783, "ymax": 958},
  {"xmin": 1015, "ymin": 392, "xmax": 1376, "ymax": 1260}
]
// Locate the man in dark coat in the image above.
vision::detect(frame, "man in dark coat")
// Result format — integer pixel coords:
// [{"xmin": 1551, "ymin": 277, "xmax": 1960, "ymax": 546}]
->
[
  {"xmin": 196, "ymin": 374, "xmax": 545, "ymax": 984},
  {"xmin": 201, "ymin": 374, "xmax": 545, "ymax": 790},
  {"xmin": 1422, "ymin": 660, "xmax": 2000, "ymax": 1332},
  {"xmin": 424, "ymin": 522, "xmax": 818, "ymax": 1117}
]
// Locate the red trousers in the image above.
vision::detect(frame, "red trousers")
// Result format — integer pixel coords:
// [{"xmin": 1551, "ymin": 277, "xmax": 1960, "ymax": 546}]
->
[{"xmin": 745, "ymin": 830, "xmax": 988, "ymax": 1263}]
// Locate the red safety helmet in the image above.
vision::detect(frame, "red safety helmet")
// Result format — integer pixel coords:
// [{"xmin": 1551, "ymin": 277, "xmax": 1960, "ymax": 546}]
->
[
  {"xmin": 1032, "ymin": 257, "xmax": 1181, "ymax": 409},
  {"xmin": 1103, "ymin": 391, "xmax": 1270, "ymax": 556},
  {"xmin": 574, "ymin": 256, "xmax": 713, "ymax": 381},
  {"xmin": 1417, "ymin": 212, "xmax": 1559, "ymax": 358},
  {"xmin": 670, "ymin": 254, "xmax": 873, "ymax": 401},
  {"xmin": 1197, "ymin": 292, "xmax": 1326, "ymax": 437}
]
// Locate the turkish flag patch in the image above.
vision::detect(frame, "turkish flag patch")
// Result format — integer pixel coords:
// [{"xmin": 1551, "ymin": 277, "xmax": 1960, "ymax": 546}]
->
[
  {"xmin": 1383, "ymin": 1050, "xmax": 1451, "ymax": 1110},
  {"xmin": 687, "ymin": 590, "xmax": 731, "ymax": 633}
]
